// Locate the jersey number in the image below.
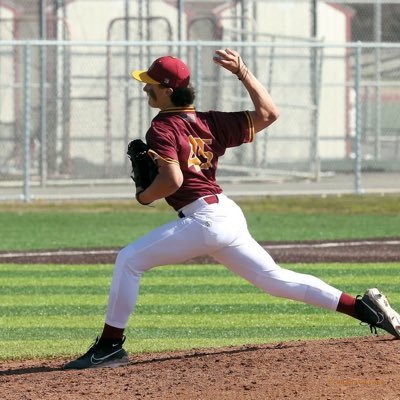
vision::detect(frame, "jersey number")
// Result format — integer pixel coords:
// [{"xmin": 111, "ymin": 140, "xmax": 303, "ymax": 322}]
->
[{"xmin": 187, "ymin": 135, "xmax": 213, "ymax": 172}]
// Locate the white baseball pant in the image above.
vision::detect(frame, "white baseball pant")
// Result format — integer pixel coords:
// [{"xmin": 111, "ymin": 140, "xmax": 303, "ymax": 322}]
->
[{"xmin": 105, "ymin": 194, "xmax": 342, "ymax": 328}]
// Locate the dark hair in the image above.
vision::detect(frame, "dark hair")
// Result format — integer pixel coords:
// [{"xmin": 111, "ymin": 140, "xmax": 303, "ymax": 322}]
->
[{"xmin": 169, "ymin": 85, "xmax": 195, "ymax": 107}]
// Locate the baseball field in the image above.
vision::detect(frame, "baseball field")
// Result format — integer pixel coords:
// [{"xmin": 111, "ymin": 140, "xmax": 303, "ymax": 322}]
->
[{"xmin": 1, "ymin": 194, "xmax": 400, "ymax": 399}]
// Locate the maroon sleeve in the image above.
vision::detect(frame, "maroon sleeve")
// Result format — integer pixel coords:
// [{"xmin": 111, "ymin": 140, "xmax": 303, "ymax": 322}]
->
[
  {"xmin": 145, "ymin": 122, "xmax": 179, "ymax": 164},
  {"xmin": 209, "ymin": 110, "xmax": 254, "ymax": 149}
]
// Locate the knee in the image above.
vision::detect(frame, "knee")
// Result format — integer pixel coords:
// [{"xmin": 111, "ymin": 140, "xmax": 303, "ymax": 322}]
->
[{"xmin": 115, "ymin": 246, "xmax": 143, "ymax": 276}]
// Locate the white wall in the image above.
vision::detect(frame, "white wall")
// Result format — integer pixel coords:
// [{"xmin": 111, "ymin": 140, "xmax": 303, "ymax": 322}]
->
[
  {"xmin": 67, "ymin": 0, "xmax": 182, "ymax": 41},
  {"xmin": 318, "ymin": 3, "xmax": 348, "ymax": 159},
  {"xmin": 65, "ymin": 0, "xmax": 185, "ymax": 165},
  {"xmin": 0, "ymin": 5, "xmax": 15, "ymax": 123},
  {"xmin": 218, "ymin": 1, "xmax": 349, "ymax": 161}
]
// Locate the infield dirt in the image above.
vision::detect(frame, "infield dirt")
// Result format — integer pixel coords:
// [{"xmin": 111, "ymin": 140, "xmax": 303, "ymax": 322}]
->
[{"xmin": 1, "ymin": 238, "xmax": 400, "ymax": 399}]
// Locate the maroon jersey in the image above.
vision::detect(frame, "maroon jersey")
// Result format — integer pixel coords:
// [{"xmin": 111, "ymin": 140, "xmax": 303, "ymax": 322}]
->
[{"xmin": 146, "ymin": 106, "xmax": 255, "ymax": 210}]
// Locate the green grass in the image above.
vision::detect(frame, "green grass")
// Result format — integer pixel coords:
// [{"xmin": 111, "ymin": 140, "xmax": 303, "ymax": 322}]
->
[
  {"xmin": 0, "ymin": 194, "xmax": 399, "ymax": 250},
  {"xmin": 0, "ymin": 211, "xmax": 174, "ymax": 250},
  {"xmin": 1, "ymin": 262, "xmax": 399, "ymax": 360},
  {"xmin": 0, "ymin": 195, "xmax": 399, "ymax": 361}
]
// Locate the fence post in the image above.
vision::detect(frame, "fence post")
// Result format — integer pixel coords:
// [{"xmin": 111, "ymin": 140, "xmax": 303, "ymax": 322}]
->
[
  {"xmin": 354, "ymin": 42, "xmax": 363, "ymax": 195},
  {"xmin": 310, "ymin": 44, "xmax": 323, "ymax": 181},
  {"xmin": 23, "ymin": 43, "xmax": 32, "ymax": 202},
  {"xmin": 374, "ymin": 0, "xmax": 382, "ymax": 159},
  {"xmin": 40, "ymin": 0, "xmax": 48, "ymax": 187},
  {"xmin": 195, "ymin": 43, "xmax": 202, "ymax": 110}
]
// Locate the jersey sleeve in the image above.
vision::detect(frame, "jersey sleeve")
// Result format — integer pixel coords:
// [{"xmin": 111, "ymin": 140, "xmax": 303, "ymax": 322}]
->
[
  {"xmin": 209, "ymin": 110, "xmax": 255, "ymax": 148},
  {"xmin": 145, "ymin": 123, "xmax": 180, "ymax": 165}
]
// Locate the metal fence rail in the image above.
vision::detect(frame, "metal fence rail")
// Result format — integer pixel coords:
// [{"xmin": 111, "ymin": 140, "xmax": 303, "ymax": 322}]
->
[{"xmin": 0, "ymin": 40, "xmax": 400, "ymax": 201}]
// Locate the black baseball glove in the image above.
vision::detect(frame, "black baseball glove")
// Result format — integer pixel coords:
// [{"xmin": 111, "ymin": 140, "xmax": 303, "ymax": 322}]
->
[{"xmin": 127, "ymin": 139, "xmax": 158, "ymax": 190}]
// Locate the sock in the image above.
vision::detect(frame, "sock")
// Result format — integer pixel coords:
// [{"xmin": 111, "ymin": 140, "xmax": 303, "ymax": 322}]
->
[
  {"xmin": 336, "ymin": 292, "xmax": 357, "ymax": 319},
  {"xmin": 100, "ymin": 323, "xmax": 125, "ymax": 342}
]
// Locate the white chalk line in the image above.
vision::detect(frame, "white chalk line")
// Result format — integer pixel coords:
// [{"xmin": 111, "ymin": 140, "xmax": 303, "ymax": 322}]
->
[
  {"xmin": 0, "ymin": 249, "xmax": 117, "ymax": 258},
  {"xmin": 0, "ymin": 240, "xmax": 399, "ymax": 259},
  {"xmin": 266, "ymin": 240, "xmax": 400, "ymax": 249}
]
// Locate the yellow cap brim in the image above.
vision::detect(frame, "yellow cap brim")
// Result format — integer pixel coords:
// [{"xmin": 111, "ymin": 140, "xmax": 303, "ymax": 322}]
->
[{"xmin": 131, "ymin": 70, "xmax": 160, "ymax": 84}]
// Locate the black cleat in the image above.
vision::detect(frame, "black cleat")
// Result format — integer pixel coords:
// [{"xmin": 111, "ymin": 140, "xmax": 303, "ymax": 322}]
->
[
  {"xmin": 355, "ymin": 288, "xmax": 400, "ymax": 339},
  {"xmin": 63, "ymin": 336, "xmax": 129, "ymax": 370}
]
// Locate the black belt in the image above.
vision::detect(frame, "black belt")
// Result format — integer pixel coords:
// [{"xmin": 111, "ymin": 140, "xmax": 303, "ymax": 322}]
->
[{"xmin": 178, "ymin": 195, "xmax": 219, "ymax": 218}]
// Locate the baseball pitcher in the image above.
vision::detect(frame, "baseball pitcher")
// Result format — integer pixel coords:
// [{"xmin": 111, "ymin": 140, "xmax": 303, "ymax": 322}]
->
[{"xmin": 64, "ymin": 49, "xmax": 400, "ymax": 369}]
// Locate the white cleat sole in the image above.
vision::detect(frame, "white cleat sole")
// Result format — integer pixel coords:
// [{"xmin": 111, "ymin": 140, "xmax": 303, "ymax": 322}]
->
[{"xmin": 366, "ymin": 288, "xmax": 400, "ymax": 339}]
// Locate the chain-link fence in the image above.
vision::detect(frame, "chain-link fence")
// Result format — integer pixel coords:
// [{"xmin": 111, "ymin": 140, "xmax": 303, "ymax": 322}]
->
[{"xmin": 0, "ymin": 0, "xmax": 399, "ymax": 201}]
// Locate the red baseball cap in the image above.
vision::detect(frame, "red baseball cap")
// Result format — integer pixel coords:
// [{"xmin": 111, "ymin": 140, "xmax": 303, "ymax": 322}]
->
[{"xmin": 131, "ymin": 56, "xmax": 190, "ymax": 89}]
